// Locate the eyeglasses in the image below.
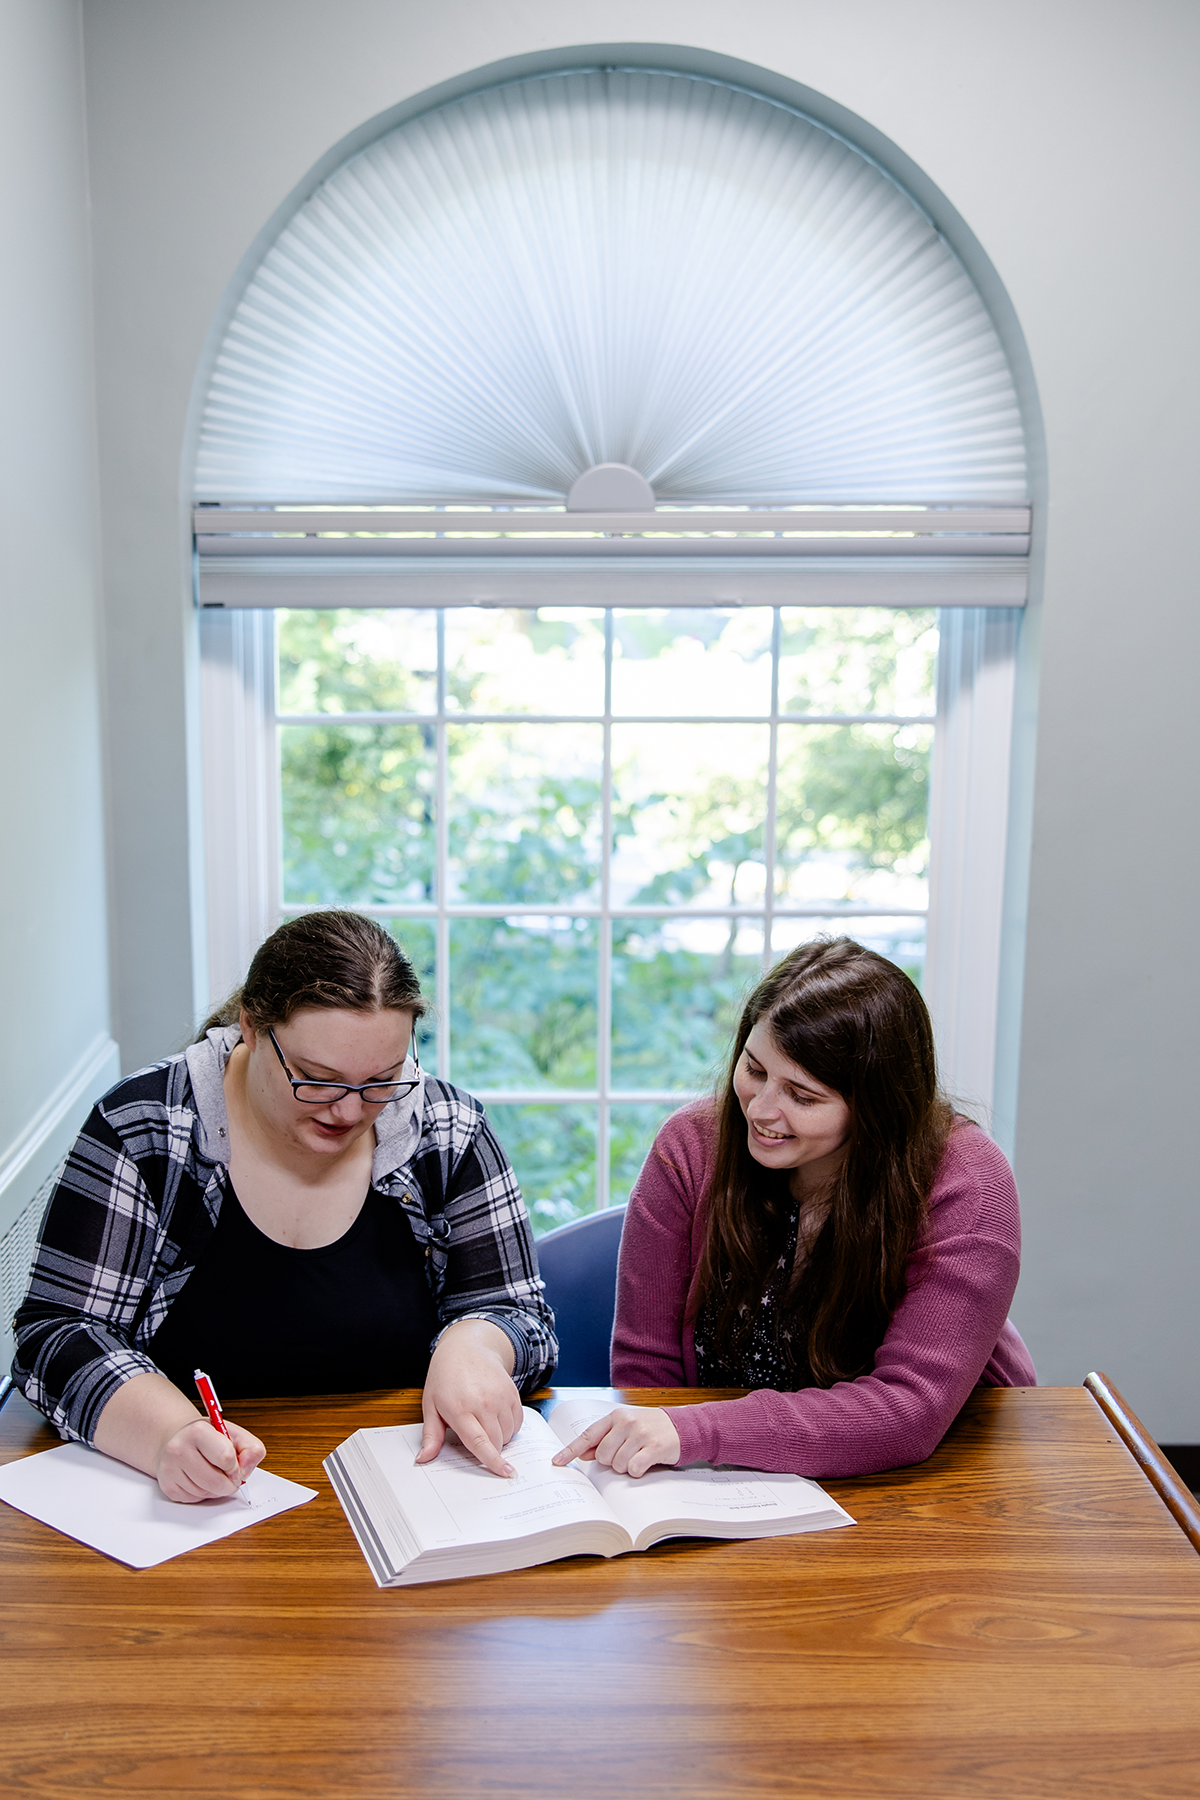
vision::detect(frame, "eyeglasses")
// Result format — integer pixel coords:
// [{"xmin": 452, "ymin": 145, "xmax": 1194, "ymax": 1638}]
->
[{"xmin": 267, "ymin": 1027, "xmax": 421, "ymax": 1105}]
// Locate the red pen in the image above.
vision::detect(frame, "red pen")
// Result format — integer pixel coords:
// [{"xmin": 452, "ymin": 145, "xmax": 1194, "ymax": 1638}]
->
[{"xmin": 194, "ymin": 1368, "xmax": 252, "ymax": 1503}]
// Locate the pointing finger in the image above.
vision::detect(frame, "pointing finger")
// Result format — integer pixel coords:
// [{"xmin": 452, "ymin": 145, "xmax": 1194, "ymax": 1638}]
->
[
  {"xmin": 415, "ymin": 1406, "xmax": 447, "ymax": 1465},
  {"xmin": 551, "ymin": 1414, "xmax": 614, "ymax": 1466},
  {"xmin": 460, "ymin": 1417, "xmax": 516, "ymax": 1478}
]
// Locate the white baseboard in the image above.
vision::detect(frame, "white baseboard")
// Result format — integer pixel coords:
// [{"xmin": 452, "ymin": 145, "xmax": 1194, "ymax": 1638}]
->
[{"xmin": 0, "ymin": 1034, "xmax": 121, "ymax": 1236}]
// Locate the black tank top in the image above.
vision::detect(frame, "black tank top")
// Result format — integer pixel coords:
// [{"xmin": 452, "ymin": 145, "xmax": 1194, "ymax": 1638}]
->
[{"xmin": 149, "ymin": 1183, "xmax": 441, "ymax": 1399}]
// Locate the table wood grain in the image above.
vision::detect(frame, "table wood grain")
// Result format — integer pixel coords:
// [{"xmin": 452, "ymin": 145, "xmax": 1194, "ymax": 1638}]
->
[{"xmin": 3, "ymin": 1385, "xmax": 1199, "ymax": 1799}]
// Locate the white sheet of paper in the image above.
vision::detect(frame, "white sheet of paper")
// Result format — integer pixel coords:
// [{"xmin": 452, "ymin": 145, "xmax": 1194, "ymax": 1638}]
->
[{"xmin": 0, "ymin": 1442, "xmax": 317, "ymax": 1568}]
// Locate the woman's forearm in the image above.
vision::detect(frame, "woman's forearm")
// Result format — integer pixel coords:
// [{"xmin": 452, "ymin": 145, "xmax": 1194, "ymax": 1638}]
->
[
  {"xmin": 93, "ymin": 1369, "xmax": 204, "ymax": 1476},
  {"xmin": 434, "ymin": 1315, "xmax": 516, "ymax": 1371}
]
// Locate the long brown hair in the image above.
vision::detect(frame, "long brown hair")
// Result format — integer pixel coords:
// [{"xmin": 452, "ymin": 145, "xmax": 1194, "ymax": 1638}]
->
[
  {"xmin": 693, "ymin": 937, "xmax": 952, "ymax": 1387},
  {"xmin": 196, "ymin": 910, "xmax": 426, "ymax": 1038}
]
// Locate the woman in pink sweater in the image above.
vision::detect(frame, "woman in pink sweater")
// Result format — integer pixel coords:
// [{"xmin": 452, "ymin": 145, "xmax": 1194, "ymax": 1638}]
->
[{"xmin": 553, "ymin": 937, "xmax": 1035, "ymax": 1480}]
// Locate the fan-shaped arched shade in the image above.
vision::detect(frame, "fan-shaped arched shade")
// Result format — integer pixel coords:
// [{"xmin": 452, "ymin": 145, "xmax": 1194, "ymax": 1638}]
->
[{"xmin": 195, "ymin": 68, "xmax": 1027, "ymax": 505}]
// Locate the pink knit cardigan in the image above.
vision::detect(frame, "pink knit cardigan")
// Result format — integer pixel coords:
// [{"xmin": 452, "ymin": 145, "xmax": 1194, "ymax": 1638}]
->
[{"xmin": 611, "ymin": 1105, "xmax": 1036, "ymax": 1477}]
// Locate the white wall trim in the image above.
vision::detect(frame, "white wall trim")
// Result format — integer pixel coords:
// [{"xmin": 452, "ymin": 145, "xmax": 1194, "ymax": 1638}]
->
[
  {"xmin": 196, "ymin": 555, "xmax": 1028, "ymax": 611},
  {"xmin": 923, "ymin": 607, "xmax": 1020, "ymax": 1127},
  {"xmin": 0, "ymin": 1032, "xmax": 121, "ymax": 1236},
  {"xmin": 199, "ymin": 607, "xmax": 279, "ymax": 1017}
]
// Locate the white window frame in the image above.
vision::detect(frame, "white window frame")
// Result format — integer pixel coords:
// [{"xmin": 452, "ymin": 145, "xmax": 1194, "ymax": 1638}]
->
[{"xmin": 199, "ymin": 595, "xmax": 1017, "ymax": 1200}]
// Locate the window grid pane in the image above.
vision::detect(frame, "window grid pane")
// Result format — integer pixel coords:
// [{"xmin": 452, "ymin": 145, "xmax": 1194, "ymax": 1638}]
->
[{"xmin": 275, "ymin": 607, "xmax": 936, "ymax": 1225}]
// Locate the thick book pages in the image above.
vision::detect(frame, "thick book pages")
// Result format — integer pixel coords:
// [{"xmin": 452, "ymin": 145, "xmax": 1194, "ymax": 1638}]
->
[{"xmin": 325, "ymin": 1398, "xmax": 854, "ymax": 1587}]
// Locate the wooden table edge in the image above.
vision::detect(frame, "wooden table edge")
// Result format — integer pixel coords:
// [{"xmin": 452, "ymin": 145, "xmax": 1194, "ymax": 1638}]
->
[{"xmin": 1084, "ymin": 1369, "xmax": 1200, "ymax": 1554}]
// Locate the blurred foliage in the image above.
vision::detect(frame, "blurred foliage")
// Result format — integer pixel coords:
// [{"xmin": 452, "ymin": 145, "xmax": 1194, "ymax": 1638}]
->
[
  {"xmin": 282, "ymin": 723, "xmax": 435, "ymax": 906},
  {"xmin": 449, "ymin": 918, "xmax": 598, "ymax": 1092},
  {"xmin": 776, "ymin": 724, "xmax": 932, "ymax": 878},
  {"xmin": 448, "ymin": 731, "xmax": 608, "ymax": 906},
  {"xmin": 278, "ymin": 608, "xmax": 435, "ymax": 714},
  {"xmin": 780, "ymin": 606, "xmax": 937, "ymax": 715},
  {"xmin": 611, "ymin": 926, "xmax": 760, "ymax": 1092}
]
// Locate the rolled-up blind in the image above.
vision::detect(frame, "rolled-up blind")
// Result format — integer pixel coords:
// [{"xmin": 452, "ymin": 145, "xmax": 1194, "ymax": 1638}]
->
[{"xmin": 194, "ymin": 67, "xmax": 1027, "ymax": 509}]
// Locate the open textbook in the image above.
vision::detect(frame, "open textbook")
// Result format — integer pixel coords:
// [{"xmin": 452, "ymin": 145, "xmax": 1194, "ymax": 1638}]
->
[
  {"xmin": 325, "ymin": 1392, "xmax": 855, "ymax": 1587},
  {"xmin": 0, "ymin": 1442, "xmax": 317, "ymax": 1568}
]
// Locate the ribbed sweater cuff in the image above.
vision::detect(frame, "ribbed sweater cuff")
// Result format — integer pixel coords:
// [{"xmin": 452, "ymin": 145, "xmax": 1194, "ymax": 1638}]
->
[{"xmin": 665, "ymin": 1402, "xmax": 722, "ymax": 1466}]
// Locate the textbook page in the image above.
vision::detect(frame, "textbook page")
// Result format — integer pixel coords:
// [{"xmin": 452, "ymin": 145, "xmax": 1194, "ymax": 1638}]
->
[
  {"xmin": 354, "ymin": 1410, "xmax": 622, "ymax": 1557},
  {"xmin": 546, "ymin": 1392, "xmax": 856, "ymax": 1547},
  {"xmin": 0, "ymin": 1442, "xmax": 317, "ymax": 1568}
]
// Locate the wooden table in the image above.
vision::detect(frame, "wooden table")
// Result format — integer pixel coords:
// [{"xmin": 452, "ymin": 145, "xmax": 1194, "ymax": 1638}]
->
[{"xmin": 3, "ymin": 1385, "xmax": 1199, "ymax": 1799}]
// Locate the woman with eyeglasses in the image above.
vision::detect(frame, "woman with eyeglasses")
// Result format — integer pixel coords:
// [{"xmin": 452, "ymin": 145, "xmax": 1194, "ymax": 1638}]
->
[
  {"xmin": 12, "ymin": 911, "xmax": 556, "ymax": 1501},
  {"xmin": 553, "ymin": 936, "xmax": 1034, "ymax": 1481}
]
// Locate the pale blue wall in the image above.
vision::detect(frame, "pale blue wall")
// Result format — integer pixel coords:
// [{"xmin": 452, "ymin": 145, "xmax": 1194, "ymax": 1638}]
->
[{"xmin": 0, "ymin": 0, "xmax": 118, "ymax": 1368}]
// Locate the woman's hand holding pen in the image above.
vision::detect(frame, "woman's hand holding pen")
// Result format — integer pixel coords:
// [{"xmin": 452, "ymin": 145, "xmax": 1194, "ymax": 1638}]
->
[
  {"xmin": 551, "ymin": 1405, "xmax": 681, "ymax": 1478},
  {"xmin": 417, "ymin": 1318, "xmax": 524, "ymax": 1478},
  {"xmin": 157, "ymin": 1416, "xmax": 265, "ymax": 1503},
  {"xmin": 94, "ymin": 1370, "xmax": 266, "ymax": 1502}
]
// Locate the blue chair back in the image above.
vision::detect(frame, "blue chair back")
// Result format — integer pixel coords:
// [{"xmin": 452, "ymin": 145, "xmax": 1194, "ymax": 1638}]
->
[{"xmin": 536, "ymin": 1206, "xmax": 627, "ymax": 1386}]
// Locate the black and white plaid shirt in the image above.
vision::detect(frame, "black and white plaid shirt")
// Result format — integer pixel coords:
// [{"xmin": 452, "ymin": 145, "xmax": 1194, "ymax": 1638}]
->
[{"xmin": 12, "ymin": 1029, "xmax": 557, "ymax": 1444}]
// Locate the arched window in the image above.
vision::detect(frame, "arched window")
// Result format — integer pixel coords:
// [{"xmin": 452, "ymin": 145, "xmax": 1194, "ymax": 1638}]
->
[{"xmin": 195, "ymin": 65, "xmax": 1030, "ymax": 1219}]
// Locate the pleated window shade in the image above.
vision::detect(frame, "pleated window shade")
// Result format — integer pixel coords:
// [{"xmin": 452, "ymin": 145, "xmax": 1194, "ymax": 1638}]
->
[{"xmin": 194, "ymin": 68, "xmax": 1028, "ymax": 509}]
